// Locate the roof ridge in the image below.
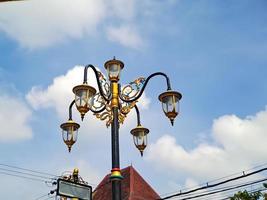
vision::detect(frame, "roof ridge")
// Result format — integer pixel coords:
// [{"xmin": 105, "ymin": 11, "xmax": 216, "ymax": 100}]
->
[
  {"xmin": 93, "ymin": 166, "xmax": 160, "ymax": 200},
  {"xmin": 130, "ymin": 166, "xmax": 160, "ymax": 198}
]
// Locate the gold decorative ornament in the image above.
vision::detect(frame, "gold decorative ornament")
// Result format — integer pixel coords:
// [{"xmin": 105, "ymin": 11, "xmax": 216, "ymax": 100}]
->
[
  {"xmin": 121, "ymin": 77, "xmax": 146, "ymax": 101},
  {"xmin": 111, "ymin": 82, "xmax": 119, "ymax": 108}
]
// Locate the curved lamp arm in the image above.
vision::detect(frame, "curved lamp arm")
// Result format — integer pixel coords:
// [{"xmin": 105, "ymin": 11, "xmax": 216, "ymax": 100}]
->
[
  {"xmin": 83, "ymin": 64, "xmax": 111, "ymax": 102},
  {"xmin": 119, "ymin": 72, "xmax": 171, "ymax": 103},
  {"xmin": 68, "ymin": 100, "xmax": 75, "ymax": 120},
  {"xmin": 134, "ymin": 105, "xmax": 141, "ymax": 126},
  {"xmin": 90, "ymin": 102, "xmax": 108, "ymax": 114}
]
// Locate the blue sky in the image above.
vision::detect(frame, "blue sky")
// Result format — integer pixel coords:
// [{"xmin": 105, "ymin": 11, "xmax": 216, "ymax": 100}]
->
[{"xmin": 1, "ymin": 0, "xmax": 267, "ymax": 199}]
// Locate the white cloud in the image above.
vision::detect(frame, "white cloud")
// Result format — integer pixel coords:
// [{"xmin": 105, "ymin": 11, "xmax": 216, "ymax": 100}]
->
[
  {"xmin": 146, "ymin": 107, "xmax": 267, "ymax": 180},
  {"xmin": 0, "ymin": 0, "xmax": 179, "ymax": 49},
  {"xmin": 26, "ymin": 66, "xmax": 94, "ymax": 118},
  {"xmin": 137, "ymin": 92, "xmax": 151, "ymax": 110},
  {"xmin": 106, "ymin": 25, "xmax": 143, "ymax": 49},
  {"xmin": 184, "ymin": 178, "xmax": 199, "ymax": 189},
  {"xmin": 0, "ymin": 0, "xmax": 106, "ymax": 49},
  {"xmin": 0, "ymin": 0, "xmax": 145, "ymax": 49},
  {"xmin": 27, "ymin": 65, "xmax": 150, "ymax": 116},
  {"xmin": 109, "ymin": 0, "xmax": 136, "ymax": 20},
  {"xmin": 0, "ymin": 95, "xmax": 32, "ymax": 142}
]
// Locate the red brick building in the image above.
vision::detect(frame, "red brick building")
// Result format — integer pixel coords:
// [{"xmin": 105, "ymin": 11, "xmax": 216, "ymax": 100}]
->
[{"xmin": 93, "ymin": 166, "xmax": 160, "ymax": 200}]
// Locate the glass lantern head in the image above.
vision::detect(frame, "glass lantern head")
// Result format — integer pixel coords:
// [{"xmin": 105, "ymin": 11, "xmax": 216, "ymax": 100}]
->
[
  {"xmin": 158, "ymin": 90, "xmax": 182, "ymax": 126},
  {"xmin": 72, "ymin": 84, "xmax": 96, "ymax": 120},
  {"xmin": 130, "ymin": 125, "xmax": 149, "ymax": 156},
  {"xmin": 104, "ymin": 58, "xmax": 124, "ymax": 82},
  {"xmin": 60, "ymin": 120, "xmax": 80, "ymax": 152}
]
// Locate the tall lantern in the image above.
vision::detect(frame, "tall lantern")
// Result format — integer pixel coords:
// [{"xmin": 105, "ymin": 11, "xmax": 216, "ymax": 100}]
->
[
  {"xmin": 104, "ymin": 57, "xmax": 124, "ymax": 82},
  {"xmin": 130, "ymin": 126, "xmax": 149, "ymax": 156},
  {"xmin": 60, "ymin": 120, "xmax": 80, "ymax": 152},
  {"xmin": 158, "ymin": 90, "xmax": 182, "ymax": 126},
  {"xmin": 73, "ymin": 84, "xmax": 96, "ymax": 120}
]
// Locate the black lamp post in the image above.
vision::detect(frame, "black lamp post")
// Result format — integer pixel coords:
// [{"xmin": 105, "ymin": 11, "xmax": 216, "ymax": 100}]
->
[{"xmin": 60, "ymin": 58, "xmax": 182, "ymax": 200}]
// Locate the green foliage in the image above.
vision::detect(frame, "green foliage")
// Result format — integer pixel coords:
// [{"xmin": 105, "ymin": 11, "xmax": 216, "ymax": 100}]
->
[
  {"xmin": 230, "ymin": 190, "xmax": 262, "ymax": 200},
  {"xmin": 229, "ymin": 183, "xmax": 267, "ymax": 199}
]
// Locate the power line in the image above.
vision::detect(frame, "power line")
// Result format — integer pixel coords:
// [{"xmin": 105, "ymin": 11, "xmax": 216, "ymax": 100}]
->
[
  {"xmin": 161, "ymin": 167, "xmax": 267, "ymax": 199},
  {"xmin": 178, "ymin": 179, "xmax": 262, "ymax": 199},
  {"xmin": 0, "ymin": 171, "xmax": 53, "ymax": 183},
  {"xmin": 160, "ymin": 161, "xmax": 267, "ymax": 197},
  {"xmin": 34, "ymin": 189, "xmax": 57, "ymax": 200},
  {"xmin": 0, "ymin": 163, "xmax": 58, "ymax": 177},
  {"xmin": 217, "ymin": 188, "xmax": 267, "ymax": 200},
  {"xmin": 171, "ymin": 177, "xmax": 267, "ymax": 200},
  {"xmin": 207, "ymin": 161, "xmax": 267, "ymax": 184},
  {"xmin": 42, "ymin": 196, "xmax": 55, "ymax": 200},
  {"xmin": 169, "ymin": 177, "xmax": 266, "ymax": 200},
  {"xmin": 34, "ymin": 193, "xmax": 50, "ymax": 200},
  {"xmin": 0, "ymin": 167, "xmax": 55, "ymax": 180},
  {"xmin": 194, "ymin": 182, "xmax": 265, "ymax": 200}
]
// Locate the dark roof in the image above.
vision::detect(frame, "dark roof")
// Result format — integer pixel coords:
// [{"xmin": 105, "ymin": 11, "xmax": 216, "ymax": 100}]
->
[{"xmin": 93, "ymin": 166, "xmax": 160, "ymax": 200}]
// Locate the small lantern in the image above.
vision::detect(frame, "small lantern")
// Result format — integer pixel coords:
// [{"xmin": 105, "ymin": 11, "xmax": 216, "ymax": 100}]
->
[
  {"xmin": 158, "ymin": 90, "xmax": 182, "ymax": 126},
  {"xmin": 104, "ymin": 57, "xmax": 124, "ymax": 82},
  {"xmin": 60, "ymin": 120, "xmax": 80, "ymax": 152},
  {"xmin": 73, "ymin": 84, "xmax": 96, "ymax": 120},
  {"xmin": 130, "ymin": 126, "xmax": 149, "ymax": 156}
]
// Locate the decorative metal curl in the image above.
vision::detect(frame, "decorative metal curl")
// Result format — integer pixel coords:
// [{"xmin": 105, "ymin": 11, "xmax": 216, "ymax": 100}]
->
[
  {"xmin": 89, "ymin": 93, "xmax": 106, "ymax": 113},
  {"xmin": 83, "ymin": 64, "xmax": 111, "ymax": 102},
  {"xmin": 121, "ymin": 77, "xmax": 146, "ymax": 101},
  {"xmin": 97, "ymin": 71, "xmax": 111, "ymax": 97},
  {"xmin": 61, "ymin": 172, "xmax": 88, "ymax": 185},
  {"xmin": 118, "ymin": 101, "xmax": 137, "ymax": 124},
  {"xmin": 94, "ymin": 104, "xmax": 113, "ymax": 127}
]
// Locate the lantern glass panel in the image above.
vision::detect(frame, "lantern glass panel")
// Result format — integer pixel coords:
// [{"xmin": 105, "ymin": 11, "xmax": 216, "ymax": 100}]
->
[
  {"xmin": 108, "ymin": 64, "xmax": 121, "ymax": 79},
  {"xmin": 162, "ymin": 95, "xmax": 179, "ymax": 114},
  {"xmin": 75, "ymin": 89, "xmax": 90, "ymax": 108},
  {"xmin": 62, "ymin": 126, "xmax": 78, "ymax": 143},
  {"xmin": 133, "ymin": 130, "xmax": 147, "ymax": 147}
]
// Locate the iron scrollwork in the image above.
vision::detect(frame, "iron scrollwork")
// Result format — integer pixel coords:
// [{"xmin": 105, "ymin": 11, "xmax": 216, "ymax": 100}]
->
[
  {"xmin": 97, "ymin": 71, "xmax": 111, "ymax": 98},
  {"xmin": 90, "ymin": 77, "xmax": 146, "ymax": 127},
  {"xmin": 121, "ymin": 77, "xmax": 146, "ymax": 101}
]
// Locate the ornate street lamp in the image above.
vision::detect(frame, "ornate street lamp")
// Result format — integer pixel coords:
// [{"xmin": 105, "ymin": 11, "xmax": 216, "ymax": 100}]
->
[
  {"xmin": 60, "ymin": 58, "xmax": 182, "ymax": 200},
  {"xmin": 60, "ymin": 100, "xmax": 80, "ymax": 152},
  {"xmin": 159, "ymin": 90, "xmax": 182, "ymax": 126},
  {"xmin": 130, "ymin": 105, "xmax": 149, "ymax": 157},
  {"xmin": 104, "ymin": 57, "xmax": 124, "ymax": 82},
  {"xmin": 73, "ymin": 84, "xmax": 96, "ymax": 120}
]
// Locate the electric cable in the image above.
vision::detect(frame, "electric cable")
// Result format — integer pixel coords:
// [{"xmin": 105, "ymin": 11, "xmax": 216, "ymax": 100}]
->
[
  {"xmin": 195, "ymin": 183, "xmax": 265, "ymax": 200},
  {"xmin": 0, "ymin": 171, "xmax": 53, "ymax": 183},
  {"xmin": 217, "ymin": 188, "xmax": 267, "ymax": 200},
  {"xmin": 160, "ymin": 161, "xmax": 267, "ymax": 197},
  {"xmin": 161, "ymin": 167, "xmax": 267, "ymax": 199},
  {"xmin": 0, "ymin": 163, "xmax": 58, "ymax": 177},
  {"xmin": 34, "ymin": 193, "xmax": 50, "ymax": 200},
  {"xmin": 0, "ymin": 167, "xmax": 55, "ymax": 180},
  {"xmin": 170, "ymin": 177, "xmax": 267, "ymax": 200},
  {"xmin": 42, "ymin": 196, "xmax": 55, "ymax": 200},
  {"xmin": 190, "ymin": 184, "xmax": 265, "ymax": 200},
  {"xmin": 169, "ymin": 177, "xmax": 266, "ymax": 200}
]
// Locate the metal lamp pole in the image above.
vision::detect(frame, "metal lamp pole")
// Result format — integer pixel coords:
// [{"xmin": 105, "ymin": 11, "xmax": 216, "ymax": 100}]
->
[
  {"xmin": 60, "ymin": 58, "xmax": 182, "ymax": 200},
  {"xmin": 110, "ymin": 78, "xmax": 122, "ymax": 199}
]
